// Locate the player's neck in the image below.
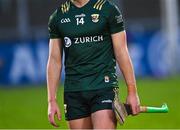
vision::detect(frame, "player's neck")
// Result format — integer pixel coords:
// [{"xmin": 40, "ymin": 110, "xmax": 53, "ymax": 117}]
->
[{"xmin": 71, "ymin": 0, "xmax": 90, "ymax": 8}]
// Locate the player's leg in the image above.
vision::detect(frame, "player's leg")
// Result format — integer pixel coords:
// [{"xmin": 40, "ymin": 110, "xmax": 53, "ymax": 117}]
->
[
  {"xmin": 90, "ymin": 87, "xmax": 117, "ymax": 129},
  {"xmin": 68, "ymin": 116, "xmax": 93, "ymax": 129},
  {"xmin": 91, "ymin": 110, "xmax": 117, "ymax": 129},
  {"xmin": 64, "ymin": 91, "xmax": 93, "ymax": 129}
]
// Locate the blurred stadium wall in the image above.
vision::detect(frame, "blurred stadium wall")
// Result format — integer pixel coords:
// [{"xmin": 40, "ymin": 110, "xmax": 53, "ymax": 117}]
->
[{"xmin": 0, "ymin": 0, "xmax": 179, "ymax": 86}]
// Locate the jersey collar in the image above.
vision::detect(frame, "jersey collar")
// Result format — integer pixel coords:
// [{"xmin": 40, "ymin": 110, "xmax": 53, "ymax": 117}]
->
[{"xmin": 70, "ymin": 0, "xmax": 92, "ymax": 9}]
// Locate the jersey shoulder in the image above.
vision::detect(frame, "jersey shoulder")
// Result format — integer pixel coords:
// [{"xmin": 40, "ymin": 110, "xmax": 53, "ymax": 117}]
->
[
  {"xmin": 93, "ymin": 0, "xmax": 106, "ymax": 11},
  {"xmin": 49, "ymin": 0, "xmax": 71, "ymax": 20},
  {"xmin": 60, "ymin": 0, "xmax": 71, "ymax": 14},
  {"xmin": 49, "ymin": 9, "xmax": 58, "ymax": 25},
  {"xmin": 93, "ymin": 0, "xmax": 118, "ymax": 11}
]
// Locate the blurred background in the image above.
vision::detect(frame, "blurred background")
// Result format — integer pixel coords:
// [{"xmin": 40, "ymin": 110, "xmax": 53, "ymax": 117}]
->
[{"xmin": 0, "ymin": 0, "xmax": 180, "ymax": 129}]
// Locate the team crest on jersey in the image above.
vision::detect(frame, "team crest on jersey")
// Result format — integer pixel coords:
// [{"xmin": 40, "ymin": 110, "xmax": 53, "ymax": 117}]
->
[{"xmin": 91, "ymin": 14, "xmax": 100, "ymax": 23}]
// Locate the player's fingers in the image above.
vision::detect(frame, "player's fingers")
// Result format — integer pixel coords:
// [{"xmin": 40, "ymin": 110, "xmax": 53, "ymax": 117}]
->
[
  {"xmin": 132, "ymin": 104, "xmax": 141, "ymax": 115},
  {"xmin": 48, "ymin": 112, "xmax": 58, "ymax": 127},
  {"xmin": 57, "ymin": 109, "xmax": 61, "ymax": 121},
  {"xmin": 131, "ymin": 105, "xmax": 138, "ymax": 116},
  {"xmin": 136, "ymin": 105, "xmax": 141, "ymax": 113}
]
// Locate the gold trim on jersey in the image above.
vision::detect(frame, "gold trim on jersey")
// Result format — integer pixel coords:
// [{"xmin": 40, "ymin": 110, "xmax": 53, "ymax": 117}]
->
[
  {"xmin": 93, "ymin": 0, "xmax": 106, "ymax": 10},
  {"xmin": 61, "ymin": 1, "xmax": 71, "ymax": 14}
]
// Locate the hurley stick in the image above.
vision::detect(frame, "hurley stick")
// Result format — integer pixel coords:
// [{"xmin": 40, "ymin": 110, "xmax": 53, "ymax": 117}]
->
[
  {"xmin": 112, "ymin": 88, "xmax": 169, "ymax": 125},
  {"xmin": 124, "ymin": 103, "xmax": 169, "ymax": 115}
]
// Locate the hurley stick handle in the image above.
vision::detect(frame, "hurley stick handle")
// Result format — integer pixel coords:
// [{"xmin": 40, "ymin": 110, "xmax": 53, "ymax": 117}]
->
[
  {"xmin": 124, "ymin": 103, "xmax": 169, "ymax": 115},
  {"xmin": 140, "ymin": 103, "xmax": 169, "ymax": 113}
]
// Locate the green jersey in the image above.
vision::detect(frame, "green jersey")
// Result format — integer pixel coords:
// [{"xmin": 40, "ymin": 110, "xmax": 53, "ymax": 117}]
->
[{"xmin": 48, "ymin": 0, "xmax": 125, "ymax": 92}]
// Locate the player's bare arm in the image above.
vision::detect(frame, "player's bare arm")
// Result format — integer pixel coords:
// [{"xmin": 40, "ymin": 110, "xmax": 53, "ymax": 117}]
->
[
  {"xmin": 111, "ymin": 31, "xmax": 140, "ymax": 115},
  {"xmin": 47, "ymin": 39, "xmax": 63, "ymax": 127}
]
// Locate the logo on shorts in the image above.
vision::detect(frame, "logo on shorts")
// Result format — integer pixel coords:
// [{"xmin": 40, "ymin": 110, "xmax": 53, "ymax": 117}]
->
[
  {"xmin": 101, "ymin": 99, "xmax": 112, "ymax": 103},
  {"xmin": 64, "ymin": 37, "xmax": 72, "ymax": 48},
  {"xmin": 91, "ymin": 14, "xmax": 100, "ymax": 23},
  {"xmin": 64, "ymin": 104, "xmax": 67, "ymax": 113},
  {"xmin": 104, "ymin": 76, "xmax": 110, "ymax": 83}
]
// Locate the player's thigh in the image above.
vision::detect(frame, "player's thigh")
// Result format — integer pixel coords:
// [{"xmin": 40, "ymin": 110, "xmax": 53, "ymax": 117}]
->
[
  {"xmin": 68, "ymin": 116, "xmax": 93, "ymax": 129},
  {"xmin": 91, "ymin": 109, "xmax": 117, "ymax": 129},
  {"xmin": 64, "ymin": 91, "xmax": 93, "ymax": 129}
]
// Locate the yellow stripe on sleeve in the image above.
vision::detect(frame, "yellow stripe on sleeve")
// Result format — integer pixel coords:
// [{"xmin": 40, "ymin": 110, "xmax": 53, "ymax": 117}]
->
[
  {"xmin": 93, "ymin": 0, "xmax": 102, "ymax": 9},
  {"xmin": 99, "ymin": 0, "xmax": 106, "ymax": 10},
  {"xmin": 96, "ymin": 0, "xmax": 104, "ymax": 10}
]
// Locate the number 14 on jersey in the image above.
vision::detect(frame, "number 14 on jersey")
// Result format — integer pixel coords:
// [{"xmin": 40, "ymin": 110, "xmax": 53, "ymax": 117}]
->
[{"xmin": 76, "ymin": 17, "xmax": 85, "ymax": 25}]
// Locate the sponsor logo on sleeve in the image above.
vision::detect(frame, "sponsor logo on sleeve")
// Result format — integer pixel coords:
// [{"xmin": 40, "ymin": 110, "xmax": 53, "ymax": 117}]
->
[{"xmin": 115, "ymin": 15, "xmax": 123, "ymax": 23}]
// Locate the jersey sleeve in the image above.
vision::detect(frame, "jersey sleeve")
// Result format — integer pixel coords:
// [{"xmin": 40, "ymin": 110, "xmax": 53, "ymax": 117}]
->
[
  {"xmin": 108, "ymin": 4, "xmax": 125, "ymax": 34},
  {"xmin": 48, "ymin": 10, "xmax": 61, "ymax": 39}
]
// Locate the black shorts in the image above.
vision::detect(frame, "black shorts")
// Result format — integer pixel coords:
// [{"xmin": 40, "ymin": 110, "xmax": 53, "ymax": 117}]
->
[{"xmin": 64, "ymin": 87, "xmax": 116, "ymax": 121}]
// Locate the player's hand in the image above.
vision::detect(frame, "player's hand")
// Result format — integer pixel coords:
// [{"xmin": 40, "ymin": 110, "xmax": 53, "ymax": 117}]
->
[
  {"xmin": 126, "ymin": 91, "xmax": 140, "ymax": 116},
  {"xmin": 48, "ymin": 100, "xmax": 61, "ymax": 127}
]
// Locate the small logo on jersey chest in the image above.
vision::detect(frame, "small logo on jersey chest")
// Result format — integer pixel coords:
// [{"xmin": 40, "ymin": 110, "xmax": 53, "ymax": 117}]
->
[
  {"xmin": 91, "ymin": 14, "xmax": 100, "ymax": 23},
  {"xmin": 61, "ymin": 18, "xmax": 71, "ymax": 24}
]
